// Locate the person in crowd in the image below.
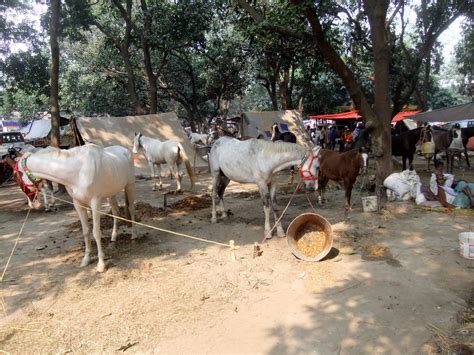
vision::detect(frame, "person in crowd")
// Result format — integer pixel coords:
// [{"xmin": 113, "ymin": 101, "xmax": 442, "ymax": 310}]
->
[
  {"xmin": 328, "ymin": 125, "xmax": 337, "ymax": 150},
  {"xmin": 341, "ymin": 127, "xmax": 353, "ymax": 151},
  {"xmin": 425, "ymin": 160, "xmax": 474, "ymax": 209},
  {"xmin": 319, "ymin": 126, "xmax": 327, "ymax": 148}
]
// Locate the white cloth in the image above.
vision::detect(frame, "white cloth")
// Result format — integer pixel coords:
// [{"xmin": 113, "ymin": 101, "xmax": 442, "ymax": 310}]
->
[{"xmin": 429, "ymin": 173, "xmax": 457, "ymax": 204}]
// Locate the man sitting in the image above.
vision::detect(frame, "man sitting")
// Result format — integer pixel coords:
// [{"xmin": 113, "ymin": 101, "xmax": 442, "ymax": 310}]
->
[{"xmin": 422, "ymin": 160, "xmax": 474, "ymax": 209}]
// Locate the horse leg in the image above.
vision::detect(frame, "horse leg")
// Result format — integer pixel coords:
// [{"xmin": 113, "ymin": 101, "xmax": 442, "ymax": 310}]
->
[
  {"xmin": 288, "ymin": 166, "xmax": 295, "ymax": 184},
  {"xmin": 125, "ymin": 183, "xmax": 137, "ymax": 239},
  {"xmin": 148, "ymin": 160, "xmax": 157, "ymax": 191},
  {"xmin": 109, "ymin": 196, "xmax": 120, "ymax": 242},
  {"xmin": 47, "ymin": 180, "xmax": 56, "ymax": 208},
  {"xmin": 218, "ymin": 174, "xmax": 230, "ymax": 218},
  {"xmin": 408, "ymin": 154, "xmax": 414, "ymax": 170},
  {"xmin": 317, "ymin": 175, "xmax": 328, "ymax": 205},
  {"xmin": 91, "ymin": 197, "xmax": 106, "ymax": 272},
  {"xmin": 270, "ymin": 182, "xmax": 285, "ymax": 237},
  {"xmin": 465, "ymin": 147, "xmax": 471, "ymax": 167},
  {"xmin": 156, "ymin": 164, "xmax": 163, "ymax": 190},
  {"xmin": 211, "ymin": 172, "xmax": 220, "ymax": 224},
  {"xmin": 343, "ymin": 179, "xmax": 354, "ymax": 214},
  {"xmin": 41, "ymin": 185, "xmax": 50, "ymax": 212},
  {"xmin": 257, "ymin": 182, "xmax": 272, "ymax": 239},
  {"xmin": 73, "ymin": 199, "xmax": 92, "ymax": 268},
  {"xmin": 169, "ymin": 164, "xmax": 182, "ymax": 193}
]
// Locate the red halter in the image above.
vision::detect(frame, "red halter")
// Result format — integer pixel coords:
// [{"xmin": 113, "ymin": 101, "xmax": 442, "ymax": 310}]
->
[
  {"xmin": 299, "ymin": 151, "xmax": 319, "ymax": 181},
  {"xmin": 14, "ymin": 157, "xmax": 42, "ymax": 201}
]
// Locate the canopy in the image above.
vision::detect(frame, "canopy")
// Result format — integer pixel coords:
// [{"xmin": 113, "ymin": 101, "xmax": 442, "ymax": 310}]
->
[
  {"xmin": 308, "ymin": 110, "xmax": 361, "ymax": 120},
  {"xmin": 240, "ymin": 110, "xmax": 311, "ymax": 147},
  {"xmin": 410, "ymin": 103, "xmax": 474, "ymax": 122},
  {"xmin": 73, "ymin": 113, "xmax": 208, "ymax": 176},
  {"xmin": 391, "ymin": 110, "xmax": 422, "ymax": 123}
]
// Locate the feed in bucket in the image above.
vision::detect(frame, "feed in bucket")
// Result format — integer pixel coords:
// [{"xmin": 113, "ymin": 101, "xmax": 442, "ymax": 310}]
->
[
  {"xmin": 287, "ymin": 213, "xmax": 333, "ymax": 262},
  {"xmin": 296, "ymin": 227, "xmax": 327, "ymax": 258}
]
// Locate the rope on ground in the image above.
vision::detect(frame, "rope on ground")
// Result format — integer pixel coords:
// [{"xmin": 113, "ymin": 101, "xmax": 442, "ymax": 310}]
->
[
  {"xmin": 1, "ymin": 207, "xmax": 32, "ymax": 283},
  {"xmin": 260, "ymin": 182, "xmax": 303, "ymax": 245},
  {"xmin": 51, "ymin": 195, "xmax": 235, "ymax": 250}
]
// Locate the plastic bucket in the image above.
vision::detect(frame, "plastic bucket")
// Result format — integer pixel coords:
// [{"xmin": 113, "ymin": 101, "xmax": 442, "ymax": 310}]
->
[
  {"xmin": 286, "ymin": 213, "xmax": 333, "ymax": 262},
  {"xmin": 362, "ymin": 196, "xmax": 378, "ymax": 212},
  {"xmin": 421, "ymin": 141, "xmax": 435, "ymax": 158},
  {"xmin": 459, "ymin": 232, "xmax": 474, "ymax": 260}
]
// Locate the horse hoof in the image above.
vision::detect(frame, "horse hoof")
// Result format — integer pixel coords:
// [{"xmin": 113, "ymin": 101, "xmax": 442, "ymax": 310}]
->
[
  {"xmin": 80, "ymin": 257, "xmax": 91, "ymax": 268},
  {"xmin": 152, "ymin": 187, "xmax": 157, "ymax": 191},
  {"xmin": 96, "ymin": 261, "xmax": 106, "ymax": 273},
  {"xmin": 211, "ymin": 217, "xmax": 217, "ymax": 224}
]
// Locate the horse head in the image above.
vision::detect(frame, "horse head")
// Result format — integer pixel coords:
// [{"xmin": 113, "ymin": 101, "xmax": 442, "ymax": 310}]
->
[
  {"xmin": 271, "ymin": 123, "xmax": 281, "ymax": 142},
  {"xmin": 13, "ymin": 153, "xmax": 43, "ymax": 209},
  {"xmin": 299, "ymin": 146, "xmax": 322, "ymax": 190},
  {"xmin": 132, "ymin": 132, "xmax": 143, "ymax": 154}
]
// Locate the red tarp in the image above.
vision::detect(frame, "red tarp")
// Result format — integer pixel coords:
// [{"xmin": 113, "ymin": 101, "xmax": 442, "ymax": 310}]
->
[
  {"xmin": 309, "ymin": 109, "xmax": 422, "ymax": 122},
  {"xmin": 391, "ymin": 110, "xmax": 422, "ymax": 123},
  {"xmin": 308, "ymin": 110, "xmax": 361, "ymax": 120}
]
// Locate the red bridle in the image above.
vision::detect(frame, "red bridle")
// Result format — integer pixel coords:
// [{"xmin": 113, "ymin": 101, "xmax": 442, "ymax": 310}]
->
[
  {"xmin": 299, "ymin": 151, "xmax": 319, "ymax": 181},
  {"xmin": 13, "ymin": 157, "xmax": 42, "ymax": 201}
]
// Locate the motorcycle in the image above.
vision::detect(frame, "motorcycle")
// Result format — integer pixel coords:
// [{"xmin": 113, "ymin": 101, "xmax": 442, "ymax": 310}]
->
[{"xmin": 0, "ymin": 147, "xmax": 19, "ymax": 186}]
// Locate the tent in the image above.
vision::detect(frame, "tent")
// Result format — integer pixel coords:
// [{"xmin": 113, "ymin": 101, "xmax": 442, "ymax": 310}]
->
[
  {"xmin": 308, "ymin": 110, "xmax": 361, "ymax": 120},
  {"xmin": 410, "ymin": 103, "xmax": 474, "ymax": 122},
  {"xmin": 20, "ymin": 118, "xmax": 73, "ymax": 147},
  {"xmin": 73, "ymin": 113, "xmax": 208, "ymax": 176},
  {"xmin": 240, "ymin": 110, "xmax": 311, "ymax": 146},
  {"xmin": 391, "ymin": 110, "xmax": 422, "ymax": 122}
]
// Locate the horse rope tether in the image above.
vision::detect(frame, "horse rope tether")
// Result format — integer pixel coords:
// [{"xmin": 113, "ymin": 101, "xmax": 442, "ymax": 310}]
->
[
  {"xmin": 1, "ymin": 207, "xmax": 32, "ymax": 283},
  {"xmin": 50, "ymin": 195, "xmax": 237, "ymax": 251}
]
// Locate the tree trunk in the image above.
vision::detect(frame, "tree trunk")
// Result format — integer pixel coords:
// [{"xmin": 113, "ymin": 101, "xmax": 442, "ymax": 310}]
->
[
  {"xmin": 278, "ymin": 66, "xmax": 290, "ymax": 110},
  {"xmin": 364, "ymin": 0, "xmax": 393, "ymax": 187},
  {"xmin": 139, "ymin": 0, "xmax": 157, "ymax": 113},
  {"xmin": 50, "ymin": 0, "xmax": 60, "ymax": 148}
]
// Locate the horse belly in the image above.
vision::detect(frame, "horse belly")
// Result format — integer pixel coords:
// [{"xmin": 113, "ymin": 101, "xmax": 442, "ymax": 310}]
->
[{"xmin": 219, "ymin": 159, "xmax": 256, "ymax": 183}]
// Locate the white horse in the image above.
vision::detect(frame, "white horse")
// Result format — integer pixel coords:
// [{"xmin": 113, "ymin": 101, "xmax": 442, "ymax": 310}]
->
[
  {"xmin": 132, "ymin": 132, "xmax": 196, "ymax": 192},
  {"xmin": 13, "ymin": 144, "xmax": 136, "ymax": 272},
  {"xmin": 209, "ymin": 137, "xmax": 321, "ymax": 238},
  {"xmin": 189, "ymin": 132, "xmax": 210, "ymax": 145}
]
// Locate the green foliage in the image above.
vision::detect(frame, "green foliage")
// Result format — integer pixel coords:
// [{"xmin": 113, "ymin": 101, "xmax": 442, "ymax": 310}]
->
[
  {"xmin": 1, "ymin": 50, "xmax": 50, "ymax": 97},
  {"xmin": 454, "ymin": 20, "xmax": 473, "ymax": 97},
  {"xmin": 0, "ymin": 89, "xmax": 49, "ymax": 122}
]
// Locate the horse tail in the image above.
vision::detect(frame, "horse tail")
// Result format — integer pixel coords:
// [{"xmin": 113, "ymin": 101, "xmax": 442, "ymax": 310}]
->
[{"xmin": 177, "ymin": 143, "xmax": 196, "ymax": 190}]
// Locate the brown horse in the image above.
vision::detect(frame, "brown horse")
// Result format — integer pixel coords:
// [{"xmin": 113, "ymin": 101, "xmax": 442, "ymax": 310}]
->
[{"xmin": 317, "ymin": 149, "xmax": 368, "ymax": 213}]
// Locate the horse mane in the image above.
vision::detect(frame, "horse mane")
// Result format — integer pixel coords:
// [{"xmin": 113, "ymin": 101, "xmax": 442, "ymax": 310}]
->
[{"xmin": 254, "ymin": 139, "xmax": 305, "ymax": 155}]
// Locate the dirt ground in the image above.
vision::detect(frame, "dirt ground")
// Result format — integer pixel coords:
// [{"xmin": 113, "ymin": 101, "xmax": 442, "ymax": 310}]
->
[{"xmin": 1, "ymin": 154, "xmax": 473, "ymax": 354}]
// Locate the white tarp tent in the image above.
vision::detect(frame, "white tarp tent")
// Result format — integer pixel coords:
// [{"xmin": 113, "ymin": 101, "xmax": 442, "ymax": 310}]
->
[
  {"xmin": 20, "ymin": 119, "xmax": 72, "ymax": 146},
  {"xmin": 20, "ymin": 120, "xmax": 52, "ymax": 140},
  {"xmin": 73, "ymin": 113, "xmax": 208, "ymax": 176},
  {"xmin": 410, "ymin": 103, "xmax": 474, "ymax": 122},
  {"xmin": 240, "ymin": 110, "xmax": 312, "ymax": 147}
]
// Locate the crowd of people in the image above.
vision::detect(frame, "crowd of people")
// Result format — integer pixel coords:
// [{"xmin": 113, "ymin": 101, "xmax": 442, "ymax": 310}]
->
[{"xmin": 306, "ymin": 121, "xmax": 367, "ymax": 151}]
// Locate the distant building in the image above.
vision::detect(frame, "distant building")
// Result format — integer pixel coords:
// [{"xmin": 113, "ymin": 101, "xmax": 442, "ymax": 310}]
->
[{"xmin": 0, "ymin": 120, "xmax": 21, "ymax": 132}]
